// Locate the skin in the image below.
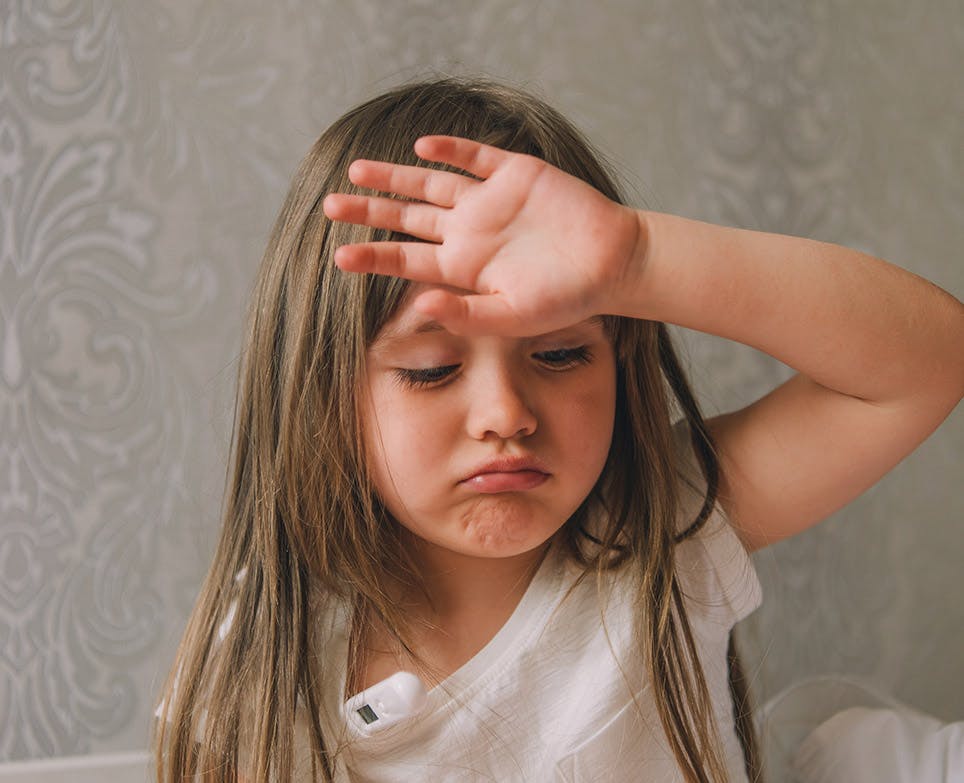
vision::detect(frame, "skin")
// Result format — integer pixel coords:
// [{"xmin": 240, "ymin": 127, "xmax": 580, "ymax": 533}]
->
[
  {"xmin": 324, "ymin": 135, "xmax": 964, "ymax": 557},
  {"xmin": 324, "ymin": 134, "xmax": 962, "ymax": 690},
  {"xmin": 362, "ymin": 283, "xmax": 616, "ymax": 586},
  {"xmin": 356, "ymin": 284, "xmax": 616, "ymax": 687}
]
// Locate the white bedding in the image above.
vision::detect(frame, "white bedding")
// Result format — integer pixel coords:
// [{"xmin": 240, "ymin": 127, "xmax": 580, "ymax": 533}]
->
[
  {"xmin": 793, "ymin": 706, "xmax": 964, "ymax": 782},
  {"xmin": 757, "ymin": 675, "xmax": 964, "ymax": 783}
]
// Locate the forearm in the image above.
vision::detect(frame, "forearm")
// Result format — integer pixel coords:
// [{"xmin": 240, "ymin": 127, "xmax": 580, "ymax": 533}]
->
[{"xmin": 617, "ymin": 211, "xmax": 964, "ymax": 406}]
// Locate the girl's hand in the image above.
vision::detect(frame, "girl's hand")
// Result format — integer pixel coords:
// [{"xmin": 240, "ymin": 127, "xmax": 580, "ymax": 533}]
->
[{"xmin": 322, "ymin": 136, "xmax": 644, "ymax": 336}]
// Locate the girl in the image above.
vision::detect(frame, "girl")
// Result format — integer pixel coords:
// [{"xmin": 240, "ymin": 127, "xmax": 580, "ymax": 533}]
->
[{"xmin": 153, "ymin": 78, "xmax": 964, "ymax": 782}]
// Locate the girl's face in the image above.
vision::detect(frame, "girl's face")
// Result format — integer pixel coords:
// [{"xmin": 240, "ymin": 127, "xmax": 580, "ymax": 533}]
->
[{"xmin": 362, "ymin": 284, "xmax": 617, "ymax": 565}]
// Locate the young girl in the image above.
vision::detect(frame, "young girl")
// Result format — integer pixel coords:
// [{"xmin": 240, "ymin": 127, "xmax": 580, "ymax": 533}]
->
[{"xmin": 153, "ymin": 78, "xmax": 964, "ymax": 783}]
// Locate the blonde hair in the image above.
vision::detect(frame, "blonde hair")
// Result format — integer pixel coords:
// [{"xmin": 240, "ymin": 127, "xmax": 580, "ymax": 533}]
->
[{"xmin": 152, "ymin": 77, "xmax": 758, "ymax": 782}]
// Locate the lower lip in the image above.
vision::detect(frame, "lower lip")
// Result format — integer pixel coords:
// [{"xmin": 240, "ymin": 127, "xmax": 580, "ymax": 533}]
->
[{"xmin": 462, "ymin": 471, "xmax": 550, "ymax": 493}]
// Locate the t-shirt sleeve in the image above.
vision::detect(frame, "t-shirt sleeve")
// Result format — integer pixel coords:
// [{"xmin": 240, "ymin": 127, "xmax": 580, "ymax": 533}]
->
[{"xmin": 671, "ymin": 418, "xmax": 763, "ymax": 633}]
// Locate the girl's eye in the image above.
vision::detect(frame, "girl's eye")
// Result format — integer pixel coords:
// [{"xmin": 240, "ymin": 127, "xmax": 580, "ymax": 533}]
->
[
  {"xmin": 393, "ymin": 364, "xmax": 459, "ymax": 389},
  {"xmin": 535, "ymin": 346, "xmax": 593, "ymax": 368},
  {"xmin": 392, "ymin": 346, "xmax": 592, "ymax": 389}
]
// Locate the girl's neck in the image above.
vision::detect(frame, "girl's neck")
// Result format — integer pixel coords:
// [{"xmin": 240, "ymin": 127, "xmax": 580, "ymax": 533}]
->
[
  {"xmin": 403, "ymin": 534, "xmax": 551, "ymax": 621},
  {"xmin": 349, "ymin": 538, "xmax": 551, "ymax": 696}
]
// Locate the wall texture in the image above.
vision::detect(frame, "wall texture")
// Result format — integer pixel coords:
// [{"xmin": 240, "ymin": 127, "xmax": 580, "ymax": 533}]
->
[{"xmin": 1, "ymin": 0, "xmax": 961, "ymax": 762}]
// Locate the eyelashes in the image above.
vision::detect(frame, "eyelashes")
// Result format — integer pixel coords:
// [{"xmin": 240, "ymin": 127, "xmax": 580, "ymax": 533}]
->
[
  {"xmin": 396, "ymin": 364, "xmax": 459, "ymax": 388},
  {"xmin": 392, "ymin": 346, "xmax": 593, "ymax": 390}
]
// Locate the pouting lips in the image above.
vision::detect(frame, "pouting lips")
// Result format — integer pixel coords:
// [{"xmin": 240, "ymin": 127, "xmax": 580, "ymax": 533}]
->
[{"xmin": 460, "ymin": 470, "xmax": 549, "ymax": 493}]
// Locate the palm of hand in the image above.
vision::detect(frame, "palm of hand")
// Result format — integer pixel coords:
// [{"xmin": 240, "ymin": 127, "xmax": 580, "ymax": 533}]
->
[{"xmin": 322, "ymin": 137, "xmax": 638, "ymax": 336}]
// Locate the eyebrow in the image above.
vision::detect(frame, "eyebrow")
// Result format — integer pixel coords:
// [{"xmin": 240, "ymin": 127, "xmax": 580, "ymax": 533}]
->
[
  {"xmin": 374, "ymin": 315, "xmax": 605, "ymax": 346},
  {"xmin": 374, "ymin": 318, "xmax": 447, "ymax": 345}
]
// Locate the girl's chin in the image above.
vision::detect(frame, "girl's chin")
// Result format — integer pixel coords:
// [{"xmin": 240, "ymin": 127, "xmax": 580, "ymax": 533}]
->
[
  {"xmin": 455, "ymin": 507, "xmax": 557, "ymax": 550},
  {"xmin": 455, "ymin": 523, "xmax": 564, "ymax": 561},
  {"xmin": 398, "ymin": 504, "xmax": 570, "ymax": 561}
]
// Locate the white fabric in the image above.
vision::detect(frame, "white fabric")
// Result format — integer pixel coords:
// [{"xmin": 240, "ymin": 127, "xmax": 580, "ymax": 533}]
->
[
  {"xmin": 311, "ymin": 420, "xmax": 763, "ymax": 781},
  {"xmin": 792, "ymin": 707, "xmax": 964, "ymax": 783}
]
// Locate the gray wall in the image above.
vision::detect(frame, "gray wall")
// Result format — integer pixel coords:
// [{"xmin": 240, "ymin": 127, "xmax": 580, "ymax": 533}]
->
[{"xmin": 1, "ymin": 1, "xmax": 961, "ymax": 761}]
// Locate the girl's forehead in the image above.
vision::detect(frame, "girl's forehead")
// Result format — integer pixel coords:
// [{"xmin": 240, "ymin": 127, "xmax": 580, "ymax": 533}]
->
[
  {"xmin": 370, "ymin": 285, "xmax": 610, "ymax": 351},
  {"xmin": 374, "ymin": 311, "xmax": 606, "ymax": 352},
  {"xmin": 372, "ymin": 283, "xmax": 464, "ymax": 346}
]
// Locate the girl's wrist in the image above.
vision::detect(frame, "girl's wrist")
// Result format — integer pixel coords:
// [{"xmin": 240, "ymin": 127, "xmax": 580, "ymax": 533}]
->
[{"xmin": 607, "ymin": 208, "xmax": 655, "ymax": 320}]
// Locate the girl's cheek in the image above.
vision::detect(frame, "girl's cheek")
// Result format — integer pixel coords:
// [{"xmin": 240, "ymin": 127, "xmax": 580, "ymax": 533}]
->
[{"xmin": 568, "ymin": 375, "xmax": 617, "ymax": 437}]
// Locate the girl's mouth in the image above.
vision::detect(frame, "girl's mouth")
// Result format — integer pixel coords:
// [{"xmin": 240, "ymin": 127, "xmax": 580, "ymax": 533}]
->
[{"xmin": 461, "ymin": 470, "xmax": 549, "ymax": 493}]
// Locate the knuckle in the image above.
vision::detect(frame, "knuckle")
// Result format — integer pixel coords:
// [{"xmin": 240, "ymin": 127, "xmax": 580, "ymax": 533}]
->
[
  {"xmin": 426, "ymin": 172, "xmax": 451, "ymax": 205},
  {"xmin": 422, "ymin": 174, "xmax": 438, "ymax": 203},
  {"xmin": 393, "ymin": 245, "xmax": 407, "ymax": 273}
]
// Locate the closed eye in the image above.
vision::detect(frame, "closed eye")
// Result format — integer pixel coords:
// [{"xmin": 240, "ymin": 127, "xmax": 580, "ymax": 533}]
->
[
  {"xmin": 536, "ymin": 346, "xmax": 593, "ymax": 369},
  {"xmin": 393, "ymin": 364, "xmax": 460, "ymax": 388},
  {"xmin": 392, "ymin": 346, "xmax": 593, "ymax": 389}
]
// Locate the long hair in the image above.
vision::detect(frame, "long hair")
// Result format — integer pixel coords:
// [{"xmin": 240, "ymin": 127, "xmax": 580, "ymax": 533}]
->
[{"xmin": 152, "ymin": 77, "xmax": 758, "ymax": 782}]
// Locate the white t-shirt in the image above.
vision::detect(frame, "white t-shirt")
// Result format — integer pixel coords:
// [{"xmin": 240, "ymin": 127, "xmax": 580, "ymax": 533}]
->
[{"xmin": 304, "ymin": 422, "xmax": 763, "ymax": 782}]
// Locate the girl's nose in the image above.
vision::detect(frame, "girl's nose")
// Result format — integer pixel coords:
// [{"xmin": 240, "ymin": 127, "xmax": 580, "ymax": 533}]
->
[{"xmin": 466, "ymin": 370, "xmax": 538, "ymax": 441}]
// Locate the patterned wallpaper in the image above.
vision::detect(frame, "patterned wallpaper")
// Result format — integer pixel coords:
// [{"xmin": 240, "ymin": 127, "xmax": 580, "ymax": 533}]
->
[{"xmin": 1, "ymin": 1, "xmax": 961, "ymax": 762}]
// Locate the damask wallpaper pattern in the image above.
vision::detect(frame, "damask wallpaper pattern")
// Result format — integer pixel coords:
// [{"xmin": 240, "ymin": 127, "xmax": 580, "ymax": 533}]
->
[{"xmin": 0, "ymin": 0, "xmax": 961, "ymax": 762}]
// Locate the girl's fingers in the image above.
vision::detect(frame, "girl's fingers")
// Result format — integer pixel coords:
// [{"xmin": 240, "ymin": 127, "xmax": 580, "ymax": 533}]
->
[
  {"xmin": 322, "ymin": 193, "xmax": 442, "ymax": 242},
  {"xmin": 412, "ymin": 289, "xmax": 519, "ymax": 337},
  {"xmin": 333, "ymin": 241, "xmax": 444, "ymax": 284},
  {"xmin": 413, "ymin": 136, "xmax": 508, "ymax": 180},
  {"xmin": 347, "ymin": 160, "xmax": 472, "ymax": 207}
]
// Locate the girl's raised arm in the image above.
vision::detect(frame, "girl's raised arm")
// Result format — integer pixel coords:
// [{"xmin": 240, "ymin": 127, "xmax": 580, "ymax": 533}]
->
[
  {"xmin": 323, "ymin": 137, "xmax": 964, "ymax": 553},
  {"xmin": 623, "ymin": 211, "xmax": 963, "ymax": 551}
]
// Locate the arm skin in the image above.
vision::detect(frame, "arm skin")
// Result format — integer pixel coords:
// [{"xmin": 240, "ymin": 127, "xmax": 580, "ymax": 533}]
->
[
  {"xmin": 616, "ymin": 211, "xmax": 964, "ymax": 551},
  {"xmin": 323, "ymin": 136, "xmax": 964, "ymax": 553}
]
